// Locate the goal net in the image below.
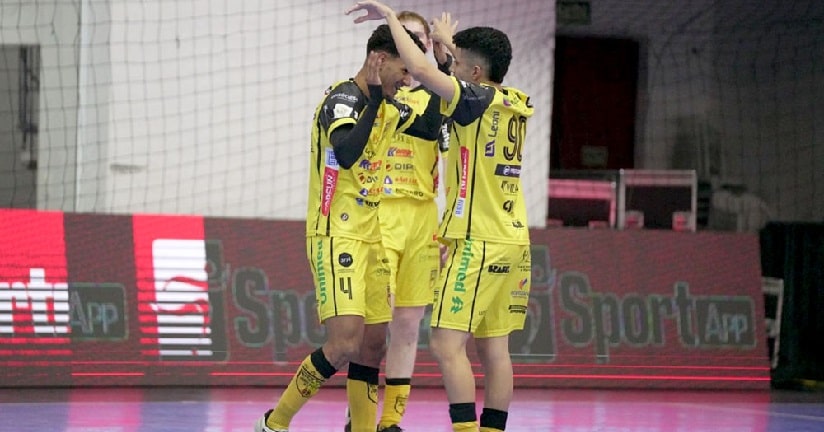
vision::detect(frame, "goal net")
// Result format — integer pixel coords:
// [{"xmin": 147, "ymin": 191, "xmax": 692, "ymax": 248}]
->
[
  {"xmin": 0, "ymin": 0, "xmax": 554, "ymax": 226},
  {"xmin": 1, "ymin": 0, "xmax": 822, "ymax": 225}
]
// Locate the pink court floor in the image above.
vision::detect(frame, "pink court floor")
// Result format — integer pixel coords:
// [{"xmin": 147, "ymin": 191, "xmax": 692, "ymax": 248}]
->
[{"xmin": 1, "ymin": 386, "xmax": 823, "ymax": 431}]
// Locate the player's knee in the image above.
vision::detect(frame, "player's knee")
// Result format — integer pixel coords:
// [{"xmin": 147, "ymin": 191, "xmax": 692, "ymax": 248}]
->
[
  {"xmin": 429, "ymin": 331, "xmax": 459, "ymax": 362},
  {"xmin": 389, "ymin": 308, "xmax": 424, "ymax": 342},
  {"xmin": 324, "ymin": 337, "xmax": 362, "ymax": 367},
  {"xmin": 359, "ymin": 333, "xmax": 387, "ymax": 366}
]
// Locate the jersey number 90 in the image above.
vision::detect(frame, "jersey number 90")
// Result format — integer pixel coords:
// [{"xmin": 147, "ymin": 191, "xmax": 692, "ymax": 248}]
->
[{"xmin": 504, "ymin": 116, "xmax": 527, "ymax": 162}]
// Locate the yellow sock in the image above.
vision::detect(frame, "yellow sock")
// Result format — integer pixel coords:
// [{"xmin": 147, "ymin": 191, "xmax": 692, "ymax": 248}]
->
[
  {"xmin": 452, "ymin": 421, "xmax": 479, "ymax": 431},
  {"xmin": 266, "ymin": 348, "xmax": 337, "ymax": 429},
  {"xmin": 347, "ymin": 363, "xmax": 379, "ymax": 432},
  {"xmin": 480, "ymin": 427, "xmax": 503, "ymax": 432},
  {"xmin": 450, "ymin": 402, "xmax": 478, "ymax": 432},
  {"xmin": 378, "ymin": 378, "xmax": 411, "ymax": 429}
]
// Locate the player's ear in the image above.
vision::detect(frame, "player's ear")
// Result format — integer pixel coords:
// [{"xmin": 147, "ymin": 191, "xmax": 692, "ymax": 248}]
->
[{"xmin": 472, "ymin": 64, "xmax": 483, "ymax": 81}]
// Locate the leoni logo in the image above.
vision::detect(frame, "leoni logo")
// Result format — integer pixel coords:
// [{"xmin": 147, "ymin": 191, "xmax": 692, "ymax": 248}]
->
[{"xmin": 485, "ymin": 141, "xmax": 495, "ymax": 156}]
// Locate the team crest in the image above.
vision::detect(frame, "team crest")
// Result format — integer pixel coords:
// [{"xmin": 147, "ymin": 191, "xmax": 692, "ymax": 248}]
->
[
  {"xmin": 295, "ymin": 365, "xmax": 324, "ymax": 397},
  {"xmin": 368, "ymin": 383, "xmax": 379, "ymax": 404},
  {"xmin": 393, "ymin": 394, "xmax": 409, "ymax": 415}
]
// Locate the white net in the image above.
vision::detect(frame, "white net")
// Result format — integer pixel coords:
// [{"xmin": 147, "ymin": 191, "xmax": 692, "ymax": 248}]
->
[
  {"xmin": 2, "ymin": 0, "xmax": 822, "ymax": 226},
  {"xmin": 0, "ymin": 0, "xmax": 554, "ymax": 226}
]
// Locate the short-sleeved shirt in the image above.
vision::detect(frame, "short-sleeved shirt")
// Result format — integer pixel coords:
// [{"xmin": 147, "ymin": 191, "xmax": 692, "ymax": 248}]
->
[
  {"xmin": 439, "ymin": 76, "xmax": 534, "ymax": 245},
  {"xmin": 305, "ymin": 80, "xmax": 415, "ymax": 242},
  {"xmin": 383, "ymin": 86, "xmax": 449, "ymax": 201}
]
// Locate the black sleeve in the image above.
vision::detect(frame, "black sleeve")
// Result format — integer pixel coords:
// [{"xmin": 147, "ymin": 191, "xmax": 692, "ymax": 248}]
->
[
  {"xmin": 329, "ymin": 84, "xmax": 382, "ymax": 169},
  {"xmin": 437, "ymin": 54, "xmax": 453, "ymax": 74},
  {"xmin": 450, "ymin": 80, "xmax": 496, "ymax": 126},
  {"xmin": 399, "ymin": 91, "xmax": 443, "ymax": 141}
]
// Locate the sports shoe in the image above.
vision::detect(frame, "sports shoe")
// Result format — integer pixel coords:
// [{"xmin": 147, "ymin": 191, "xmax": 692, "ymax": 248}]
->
[
  {"xmin": 253, "ymin": 409, "xmax": 288, "ymax": 432},
  {"xmin": 345, "ymin": 422, "xmax": 403, "ymax": 432}
]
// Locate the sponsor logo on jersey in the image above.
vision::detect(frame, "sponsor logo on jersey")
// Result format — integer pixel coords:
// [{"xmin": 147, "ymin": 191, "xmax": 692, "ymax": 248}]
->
[
  {"xmin": 321, "ymin": 148, "xmax": 339, "ymax": 216},
  {"xmin": 495, "ymin": 164, "xmax": 521, "ymax": 178},
  {"xmin": 387, "ymin": 147, "xmax": 414, "ymax": 157},
  {"xmin": 358, "ymin": 159, "xmax": 382, "ymax": 171},
  {"xmin": 330, "ymin": 92, "xmax": 358, "ymax": 103},
  {"xmin": 387, "ymin": 163, "xmax": 414, "ymax": 171},
  {"xmin": 503, "ymin": 200, "xmax": 514, "ymax": 213},
  {"xmin": 485, "ymin": 141, "xmax": 495, "ymax": 157},
  {"xmin": 501, "ymin": 180, "xmax": 519, "ymax": 194},
  {"xmin": 488, "ymin": 111, "xmax": 500, "ymax": 137},
  {"xmin": 332, "ymin": 103, "xmax": 354, "ymax": 119},
  {"xmin": 455, "ymin": 147, "xmax": 470, "ymax": 217},
  {"xmin": 487, "ymin": 264, "xmax": 511, "ymax": 274},
  {"xmin": 338, "ymin": 253, "xmax": 353, "ymax": 268}
]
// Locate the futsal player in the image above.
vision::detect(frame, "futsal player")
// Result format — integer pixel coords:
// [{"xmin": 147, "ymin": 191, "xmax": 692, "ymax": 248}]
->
[
  {"xmin": 346, "ymin": 2, "xmax": 535, "ymax": 431},
  {"xmin": 254, "ymin": 24, "xmax": 440, "ymax": 432},
  {"xmin": 342, "ymin": 10, "xmax": 453, "ymax": 432}
]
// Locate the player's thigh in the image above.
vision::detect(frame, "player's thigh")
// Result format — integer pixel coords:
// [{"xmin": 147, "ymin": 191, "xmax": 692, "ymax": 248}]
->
[
  {"xmin": 394, "ymin": 203, "xmax": 440, "ymax": 307},
  {"xmin": 363, "ymin": 241, "xmax": 392, "ymax": 325},
  {"xmin": 431, "ymin": 238, "xmax": 501, "ymax": 333},
  {"xmin": 380, "ymin": 199, "xmax": 439, "ymax": 306},
  {"xmin": 474, "ymin": 243, "xmax": 532, "ymax": 338},
  {"xmin": 306, "ymin": 236, "xmax": 388, "ymax": 323}
]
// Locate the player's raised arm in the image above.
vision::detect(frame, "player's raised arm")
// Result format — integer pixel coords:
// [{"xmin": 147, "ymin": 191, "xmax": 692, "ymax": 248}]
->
[
  {"xmin": 346, "ymin": 1, "xmax": 456, "ymax": 102},
  {"xmin": 329, "ymin": 51, "xmax": 383, "ymax": 169},
  {"xmin": 431, "ymin": 12, "xmax": 458, "ymax": 63}
]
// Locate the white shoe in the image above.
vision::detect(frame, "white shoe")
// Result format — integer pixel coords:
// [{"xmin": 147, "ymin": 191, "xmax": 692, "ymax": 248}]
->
[{"xmin": 253, "ymin": 409, "xmax": 288, "ymax": 432}]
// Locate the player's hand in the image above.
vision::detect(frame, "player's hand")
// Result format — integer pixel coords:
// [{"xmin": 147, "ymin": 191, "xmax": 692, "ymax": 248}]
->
[
  {"xmin": 439, "ymin": 243, "xmax": 449, "ymax": 269},
  {"xmin": 366, "ymin": 51, "xmax": 383, "ymax": 86},
  {"xmin": 433, "ymin": 40, "xmax": 448, "ymax": 65},
  {"xmin": 345, "ymin": 1, "xmax": 394, "ymax": 23},
  {"xmin": 431, "ymin": 12, "xmax": 458, "ymax": 45}
]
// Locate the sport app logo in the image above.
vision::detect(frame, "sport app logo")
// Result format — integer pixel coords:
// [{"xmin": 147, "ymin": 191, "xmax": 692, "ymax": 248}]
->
[{"xmin": 0, "ymin": 210, "xmax": 71, "ymax": 357}]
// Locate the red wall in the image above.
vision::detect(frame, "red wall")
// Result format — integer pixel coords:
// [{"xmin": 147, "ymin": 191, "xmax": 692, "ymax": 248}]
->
[{"xmin": 0, "ymin": 209, "xmax": 769, "ymax": 389}]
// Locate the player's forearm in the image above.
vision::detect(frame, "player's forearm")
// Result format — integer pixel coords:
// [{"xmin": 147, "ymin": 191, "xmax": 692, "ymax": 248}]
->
[
  {"xmin": 331, "ymin": 84, "xmax": 382, "ymax": 169},
  {"xmin": 385, "ymin": 13, "xmax": 433, "ymax": 84}
]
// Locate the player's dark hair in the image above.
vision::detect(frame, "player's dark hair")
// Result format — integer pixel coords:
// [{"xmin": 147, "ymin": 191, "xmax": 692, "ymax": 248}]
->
[
  {"xmin": 367, "ymin": 24, "xmax": 425, "ymax": 57},
  {"xmin": 453, "ymin": 26, "xmax": 512, "ymax": 83}
]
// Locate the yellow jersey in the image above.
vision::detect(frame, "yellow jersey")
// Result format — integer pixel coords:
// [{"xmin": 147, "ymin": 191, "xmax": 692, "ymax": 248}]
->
[
  {"xmin": 306, "ymin": 79, "xmax": 414, "ymax": 242},
  {"xmin": 383, "ymin": 86, "xmax": 448, "ymax": 201},
  {"xmin": 439, "ymin": 77, "xmax": 534, "ymax": 245}
]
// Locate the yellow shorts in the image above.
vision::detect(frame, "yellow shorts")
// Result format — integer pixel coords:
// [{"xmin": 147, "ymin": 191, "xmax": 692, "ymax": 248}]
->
[
  {"xmin": 306, "ymin": 236, "xmax": 392, "ymax": 325},
  {"xmin": 431, "ymin": 238, "xmax": 531, "ymax": 338},
  {"xmin": 379, "ymin": 198, "xmax": 440, "ymax": 307}
]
